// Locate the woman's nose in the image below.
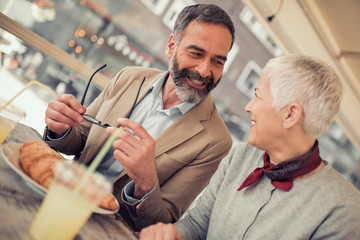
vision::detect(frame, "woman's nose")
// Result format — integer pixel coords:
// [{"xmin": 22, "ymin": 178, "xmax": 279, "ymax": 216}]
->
[{"xmin": 245, "ymin": 98, "xmax": 253, "ymax": 113}]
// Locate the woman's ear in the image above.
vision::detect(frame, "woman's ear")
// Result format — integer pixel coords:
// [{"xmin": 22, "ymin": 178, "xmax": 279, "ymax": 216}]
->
[
  {"xmin": 282, "ymin": 103, "xmax": 303, "ymax": 129},
  {"xmin": 166, "ymin": 34, "xmax": 176, "ymax": 59}
]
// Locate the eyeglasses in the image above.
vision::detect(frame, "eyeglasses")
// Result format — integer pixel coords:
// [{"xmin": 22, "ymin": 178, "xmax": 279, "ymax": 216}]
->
[
  {"xmin": 80, "ymin": 64, "xmax": 145, "ymax": 128},
  {"xmin": 82, "ymin": 113, "xmax": 111, "ymax": 128}
]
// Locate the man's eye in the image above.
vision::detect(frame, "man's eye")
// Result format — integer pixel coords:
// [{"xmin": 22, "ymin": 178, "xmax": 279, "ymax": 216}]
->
[
  {"xmin": 213, "ymin": 59, "xmax": 224, "ymax": 66},
  {"xmin": 190, "ymin": 52, "xmax": 201, "ymax": 57}
]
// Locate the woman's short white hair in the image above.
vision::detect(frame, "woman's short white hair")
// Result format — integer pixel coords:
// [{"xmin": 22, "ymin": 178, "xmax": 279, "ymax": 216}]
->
[{"xmin": 263, "ymin": 54, "xmax": 343, "ymax": 138}]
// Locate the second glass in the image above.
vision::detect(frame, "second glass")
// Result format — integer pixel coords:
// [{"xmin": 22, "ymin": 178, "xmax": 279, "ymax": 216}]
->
[
  {"xmin": 0, "ymin": 98, "xmax": 26, "ymax": 144},
  {"xmin": 30, "ymin": 161, "xmax": 112, "ymax": 240}
]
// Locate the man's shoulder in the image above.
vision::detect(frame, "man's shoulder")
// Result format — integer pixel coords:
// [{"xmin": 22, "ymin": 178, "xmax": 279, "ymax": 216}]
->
[
  {"xmin": 110, "ymin": 66, "xmax": 166, "ymax": 88},
  {"xmin": 119, "ymin": 66, "xmax": 166, "ymax": 79}
]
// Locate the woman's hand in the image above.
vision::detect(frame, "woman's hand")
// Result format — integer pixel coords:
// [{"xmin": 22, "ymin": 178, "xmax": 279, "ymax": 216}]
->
[{"xmin": 139, "ymin": 223, "xmax": 182, "ymax": 240}]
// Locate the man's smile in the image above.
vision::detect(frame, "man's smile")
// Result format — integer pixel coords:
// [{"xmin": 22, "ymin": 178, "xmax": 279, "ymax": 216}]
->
[{"xmin": 186, "ymin": 75, "xmax": 207, "ymax": 89}]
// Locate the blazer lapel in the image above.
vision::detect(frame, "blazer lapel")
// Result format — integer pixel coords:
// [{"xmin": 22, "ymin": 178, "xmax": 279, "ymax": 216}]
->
[
  {"xmin": 83, "ymin": 73, "xmax": 162, "ymax": 163},
  {"xmin": 105, "ymin": 79, "xmax": 153, "ymax": 126},
  {"xmin": 155, "ymin": 94, "xmax": 213, "ymax": 156}
]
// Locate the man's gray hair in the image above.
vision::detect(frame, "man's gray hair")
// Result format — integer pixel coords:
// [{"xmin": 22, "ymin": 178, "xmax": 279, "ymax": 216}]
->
[
  {"xmin": 264, "ymin": 54, "xmax": 343, "ymax": 138},
  {"xmin": 173, "ymin": 4, "xmax": 235, "ymax": 50}
]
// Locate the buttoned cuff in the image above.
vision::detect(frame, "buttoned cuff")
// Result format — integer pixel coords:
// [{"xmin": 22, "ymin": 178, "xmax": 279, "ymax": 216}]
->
[
  {"xmin": 123, "ymin": 180, "xmax": 158, "ymax": 204},
  {"xmin": 45, "ymin": 126, "xmax": 72, "ymax": 141}
]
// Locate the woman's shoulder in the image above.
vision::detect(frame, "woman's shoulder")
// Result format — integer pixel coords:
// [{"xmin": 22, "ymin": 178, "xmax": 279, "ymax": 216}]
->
[
  {"xmin": 225, "ymin": 142, "xmax": 264, "ymax": 170},
  {"xmin": 320, "ymin": 164, "xmax": 360, "ymax": 200},
  {"xmin": 232, "ymin": 142, "xmax": 263, "ymax": 161}
]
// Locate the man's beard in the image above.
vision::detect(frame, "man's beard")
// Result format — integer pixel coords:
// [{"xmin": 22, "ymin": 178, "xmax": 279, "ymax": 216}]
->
[{"xmin": 169, "ymin": 53, "xmax": 221, "ymax": 104}]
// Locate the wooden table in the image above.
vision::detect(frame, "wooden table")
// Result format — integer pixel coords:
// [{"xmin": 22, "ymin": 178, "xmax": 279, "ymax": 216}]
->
[{"xmin": 0, "ymin": 123, "xmax": 138, "ymax": 240}]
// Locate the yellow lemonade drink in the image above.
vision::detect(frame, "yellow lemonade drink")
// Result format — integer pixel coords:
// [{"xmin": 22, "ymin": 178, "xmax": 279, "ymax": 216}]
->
[
  {"xmin": 0, "ymin": 99, "xmax": 25, "ymax": 144},
  {"xmin": 30, "ymin": 161, "xmax": 112, "ymax": 240},
  {"xmin": 0, "ymin": 116, "xmax": 15, "ymax": 144},
  {"xmin": 30, "ymin": 183, "xmax": 95, "ymax": 240}
]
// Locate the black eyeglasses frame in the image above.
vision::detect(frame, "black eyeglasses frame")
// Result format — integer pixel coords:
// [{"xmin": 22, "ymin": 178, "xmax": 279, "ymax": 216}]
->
[{"xmin": 80, "ymin": 64, "xmax": 145, "ymax": 128}]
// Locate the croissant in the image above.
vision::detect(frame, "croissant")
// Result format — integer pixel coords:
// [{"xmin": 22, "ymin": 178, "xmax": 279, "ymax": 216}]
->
[
  {"xmin": 20, "ymin": 141, "xmax": 63, "ymax": 188},
  {"xmin": 19, "ymin": 140, "xmax": 119, "ymax": 211},
  {"xmin": 98, "ymin": 193, "xmax": 119, "ymax": 211}
]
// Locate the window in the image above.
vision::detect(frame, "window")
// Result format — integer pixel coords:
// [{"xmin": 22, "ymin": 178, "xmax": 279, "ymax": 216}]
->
[
  {"xmin": 236, "ymin": 60, "xmax": 262, "ymax": 98},
  {"xmin": 163, "ymin": 0, "xmax": 195, "ymax": 30},
  {"xmin": 223, "ymin": 43, "xmax": 239, "ymax": 74},
  {"xmin": 239, "ymin": 6, "xmax": 283, "ymax": 57},
  {"xmin": 141, "ymin": 0, "xmax": 170, "ymax": 16}
]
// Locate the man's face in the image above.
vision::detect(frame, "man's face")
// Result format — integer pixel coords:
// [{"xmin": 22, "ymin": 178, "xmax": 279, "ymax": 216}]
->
[
  {"xmin": 169, "ymin": 52, "xmax": 219, "ymax": 103},
  {"xmin": 166, "ymin": 21, "xmax": 232, "ymax": 103}
]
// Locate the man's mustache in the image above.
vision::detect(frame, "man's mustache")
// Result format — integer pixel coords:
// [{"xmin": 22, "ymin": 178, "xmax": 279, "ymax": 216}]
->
[{"xmin": 174, "ymin": 69, "xmax": 213, "ymax": 86}]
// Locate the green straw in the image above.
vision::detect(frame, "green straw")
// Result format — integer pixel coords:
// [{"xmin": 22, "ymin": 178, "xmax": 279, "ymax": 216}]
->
[
  {"xmin": 72, "ymin": 127, "xmax": 124, "ymax": 196},
  {"xmin": 39, "ymin": 128, "xmax": 124, "ymax": 239}
]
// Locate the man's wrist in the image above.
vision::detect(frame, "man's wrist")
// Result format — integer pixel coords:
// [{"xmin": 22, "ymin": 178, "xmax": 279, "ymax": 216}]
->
[
  {"xmin": 133, "ymin": 177, "xmax": 158, "ymax": 199},
  {"xmin": 123, "ymin": 180, "xmax": 158, "ymax": 204},
  {"xmin": 46, "ymin": 126, "xmax": 72, "ymax": 140}
]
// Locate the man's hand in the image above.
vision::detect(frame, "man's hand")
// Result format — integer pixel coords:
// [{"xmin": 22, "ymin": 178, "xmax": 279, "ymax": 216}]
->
[
  {"xmin": 106, "ymin": 118, "xmax": 157, "ymax": 198},
  {"xmin": 139, "ymin": 223, "xmax": 182, "ymax": 240},
  {"xmin": 45, "ymin": 94, "xmax": 86, "ymax": 136}
]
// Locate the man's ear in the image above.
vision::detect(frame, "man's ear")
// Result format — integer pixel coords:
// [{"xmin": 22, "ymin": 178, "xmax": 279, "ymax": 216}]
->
[
  {"xmin": 282, "ymin": 103, "xmax": 303, "ymax": 129},
  {"xmin": 166, "ymin": 34, "xmax": 176, "ymax": 59}
]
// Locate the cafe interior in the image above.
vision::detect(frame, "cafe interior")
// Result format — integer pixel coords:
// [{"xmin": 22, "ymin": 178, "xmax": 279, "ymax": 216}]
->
[{"xmin": 0, "ymin": 0, "xmax": 359, "ymax": 238}]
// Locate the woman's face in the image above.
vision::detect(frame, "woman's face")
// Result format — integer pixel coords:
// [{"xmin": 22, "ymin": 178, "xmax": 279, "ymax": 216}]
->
[{"xmin": 244, "ymin": 73, "xmax": 284, "ymax": 150}]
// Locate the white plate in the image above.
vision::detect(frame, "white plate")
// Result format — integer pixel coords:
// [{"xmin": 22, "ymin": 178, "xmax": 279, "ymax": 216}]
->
[{"xmin": 0, "ymin": 142, "xmax": 119, "ymax": 214}]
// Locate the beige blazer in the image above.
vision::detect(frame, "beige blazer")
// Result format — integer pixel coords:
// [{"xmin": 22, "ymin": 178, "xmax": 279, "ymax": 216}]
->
[{"xmin": 45, "ymin": 66, "xmax": 232, "ymax": 230}]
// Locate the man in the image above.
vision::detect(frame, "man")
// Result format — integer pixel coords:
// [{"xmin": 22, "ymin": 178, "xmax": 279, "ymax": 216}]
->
[
  {"xmin": 43, "ymin": 4, "xmax": 234, "ymax": 230},
  {"xmin": 139, "ymin": 54, "xmax": 360, "ymax": 239}
]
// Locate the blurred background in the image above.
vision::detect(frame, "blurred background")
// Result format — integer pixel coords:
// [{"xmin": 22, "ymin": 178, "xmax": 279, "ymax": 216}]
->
[{"xmin": 0, "ymin": 0, "xmax": 359, "ymax": 189}]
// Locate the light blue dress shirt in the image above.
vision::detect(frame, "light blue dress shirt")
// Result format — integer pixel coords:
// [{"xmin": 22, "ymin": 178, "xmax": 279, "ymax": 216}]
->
[
  {"xmin": 96, "ymin": 74, "xmax": 196, "ymax": 201},
  {"xmin": 46, "ymin": 73, "xmax": 197, "ymax": 202}
]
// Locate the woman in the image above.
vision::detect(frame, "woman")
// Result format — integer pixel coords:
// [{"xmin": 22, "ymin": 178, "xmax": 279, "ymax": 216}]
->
[{"xmin": 139, "ymin": 54, "xmax": 360, "ymax": 239}]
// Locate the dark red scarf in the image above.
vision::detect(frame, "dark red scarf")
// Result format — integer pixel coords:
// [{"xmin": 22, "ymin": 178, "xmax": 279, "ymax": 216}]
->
[{"xmin": 238, "ymin": 141, "xmax": 322, "ymax": 191}]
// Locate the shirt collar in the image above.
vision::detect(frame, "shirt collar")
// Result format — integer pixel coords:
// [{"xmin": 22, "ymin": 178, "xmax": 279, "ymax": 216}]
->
[{"xmin": 151, "ymin": 72, "xmax": 197, "ymax": 115}]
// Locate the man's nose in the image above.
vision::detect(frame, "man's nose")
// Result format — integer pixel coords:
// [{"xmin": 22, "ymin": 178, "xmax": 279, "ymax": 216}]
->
[{"xmin": 195, "ymin": 60, "xmax": 211, "ymax": 78}]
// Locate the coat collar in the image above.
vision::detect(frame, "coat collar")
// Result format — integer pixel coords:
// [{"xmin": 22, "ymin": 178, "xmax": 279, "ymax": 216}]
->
[
  {"xmin": 109, "ymin": 71, "xmax": 214, "ymax": 156},
  {"xmin": 84, "ymin": 71, "xmax": 214, "ymax": 162},
  {"xmin": 155, "ymin": 93, "xmax": 213, "ymax": 156}
]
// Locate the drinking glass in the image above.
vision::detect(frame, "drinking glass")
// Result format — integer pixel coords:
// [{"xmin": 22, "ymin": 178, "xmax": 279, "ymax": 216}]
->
[
  {"xmin": 0, "ymin": 98, "xmax": 26, "ymax": 144},
  {"xmin": 30, "ymin": 161, "xmax": 112, "ymax": 240}
]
